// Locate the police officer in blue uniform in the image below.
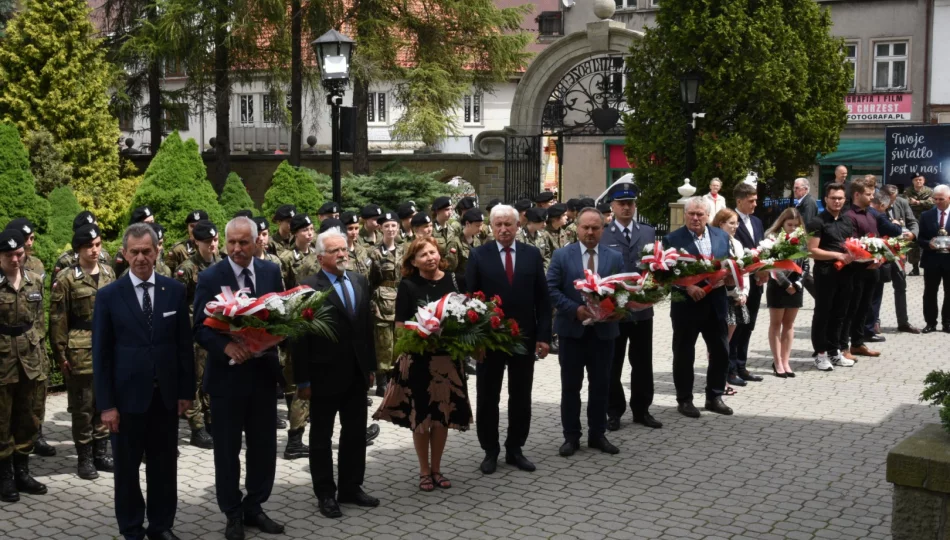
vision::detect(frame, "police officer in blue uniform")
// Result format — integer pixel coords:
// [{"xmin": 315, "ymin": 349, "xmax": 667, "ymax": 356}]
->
[{"xmin": 598, "ymin": 178, "xmax": 662, "ymax": 431}]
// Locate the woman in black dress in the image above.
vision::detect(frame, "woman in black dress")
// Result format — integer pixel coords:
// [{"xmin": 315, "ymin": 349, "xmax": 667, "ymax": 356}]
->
[
  {"xmin": 373, "ymin": 237, "xmax": 473, "ymax": 492},
  {"xmin": 766, "ymin": 208, "xmax": 805, "ymax": 378}
]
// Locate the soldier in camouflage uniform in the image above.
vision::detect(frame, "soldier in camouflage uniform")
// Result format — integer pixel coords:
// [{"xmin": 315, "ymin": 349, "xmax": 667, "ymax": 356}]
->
[
  {"xmin": 3, "ymin": 219, "xmax": 55, "ymax": 458},
  {"xmin": 906, "ymin": 175, "xmax": 935, "ymax": 275},
  {"xmin": 53, "ymin": 211, "xmax": 112, "ymax": 277},
  {"xmin": 317, "ymin": 201, "xmax": 341, "ymax": 222},
  {"xmin": 0, "ymin": 229, "xmax": 49, "ymax": 502},
  {"xmin": 173, "ymin": 221, "xmax": 219, "ymax": 449},
  {"xmin": 336, "ymin": 212, "xmax": 372, "ymax": 277},
  {"xmin": 163, "ymin": 209, "xmax": 207, "ymax": 274},
  {"xmin": 49, "ymin": 224, "xmax": 117, "ymax": 480},
  {"xmin": 514, "ymin": 199, "xmax": 533, "ymax": 234},
  {"xmin": 431, "ymin": 196, "xmax": 454, "ymax": 255},
  {"xmin": 545, "ymin": 203, "xmax": 569, "ymax": 251},
  {"xmin": 252, "ymin": 217, "xmax": 284, "ymax": 268},
  {"xmin": 444, "ymin": 209, "xmax": 484, "ymax": 293},
  {"xmin": 279, "ymin": 214, "xmax": 318, "ymax": 290},
  {"xmin": 113, "ymin": 206, "xmax": 155, "ymax": 276},
  {"xmin": 396, "ymin": 202, "xmax": 417, "ymax": 245},
  {"xmin": 270, "ymin": 204, "xmax": 297, "ymax": 257},
  {"xmin": 520, "ymin": 207, "xmax": 554, "ymax": 271},
  {"xmin": 358, "ymin": 204, "xmax": 383, "ymax": 249},
  {"xmin": 411, "ymin": 213, "xmax": 434, "ymax": 240},
  {"xmin": 368, "ymin": 212, "xmax": 404, "ymax": 397},
  {"xmin": 448, "ymin": 196, "xmax": 477, "ymax": 240}
]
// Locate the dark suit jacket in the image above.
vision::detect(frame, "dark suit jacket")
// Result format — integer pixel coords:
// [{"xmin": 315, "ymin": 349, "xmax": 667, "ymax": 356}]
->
[
  {"xmin": 662, "ymin": 226, "xmax": 731, "ymax": 321},
  {"xmin": 93, "ymin": 274, "xmax": 194, "ymax": 415},
  {"xmin": 546, "ymin": 243, "xmax": 624, "ymax": 340},
  {"xmin": 796, "ymin": 194, "xmax": 819, "ymax": 226},
  {"xmin": 466, "ymin": 241, "xmax": 552, "ymax": 348},
  {"xmin": 918, "ymin": 207, "xmax": 950, "ymax": 271},
  {"xmin": 600, "ymin": 220, "xmax": 655, "ymax": 321},
  {"xmin": 890, "ymin": 196, "xmax": 919, "ymax": 237},
  {"xmin": 291, "ymin": 270, "xmax": 376, "ymax": 397},
  {"xmin": 193, "ymin": 257, "xmax": 284, "ymax": 397}
]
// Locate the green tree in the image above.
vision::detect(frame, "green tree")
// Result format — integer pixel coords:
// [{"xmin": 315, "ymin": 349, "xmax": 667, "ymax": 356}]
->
[
  {"xmin": 262, "ymin": 162, "xmax": 326, "ymax": 223},
  {"xmin": 0, "ymin": 0, "xmax": 14, "ymax": 38},
  {"xmin": 47, "ymin": 186, "xmax": 82, "ymax": 251},
  {"xmin": 0, "ymin": 0, "xmax": 127, "ymax": 233},
  {"xmin": 219, "ymin": 172, "xmax": 258, "ymax": 217},
  {"xmin": 22, "ymin": 129, "xmax": 73, "ymax": 196},
  {"xmin": 0, "ymin": 123, "xmax": 51, "ymax": 242},
  {"xmin": 340, "ymin": 165, "xmax": 457, "ymax": 213},
  {"xmin": 130, "ymin": 132, "xmax": 227, "ymax": 242},
  {"xmin": 624, "ymin": 0, "xmax": 849, "ymax": 223}
]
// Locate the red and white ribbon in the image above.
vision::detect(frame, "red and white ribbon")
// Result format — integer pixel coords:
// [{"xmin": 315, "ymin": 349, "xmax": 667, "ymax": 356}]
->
[
  {"xmin": 404, "ymin": 292, "xmax": 466, "ymax": 338},
  {"xmin": 203, "ymin": 285, "xmax": 313, "ymax": 318},
  {"xmin": 641, "ymin": 242, "xmax": 689, "ymax": 272},
  {"xmin": 573, "ymin": 270, "xmax": 645, "ymax": 296}
]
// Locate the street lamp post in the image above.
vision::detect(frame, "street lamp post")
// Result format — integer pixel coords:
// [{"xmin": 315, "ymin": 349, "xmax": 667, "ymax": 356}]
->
[
  {"xmin": 679, "ymin": 72, "xmax": 703, "ymax": 181},
  {"xmin": 312, "ymin": 29, "xmax": 355, "ymax": 205}
]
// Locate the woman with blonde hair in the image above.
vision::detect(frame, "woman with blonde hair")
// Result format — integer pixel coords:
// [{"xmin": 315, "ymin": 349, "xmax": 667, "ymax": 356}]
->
[
  {"xmin": 765, "ymin": 208, "xmax": 805, "ymax": 377},
  {"xmin": 712, "ymin": 208, "xmax": 746, "ymax": 396}
]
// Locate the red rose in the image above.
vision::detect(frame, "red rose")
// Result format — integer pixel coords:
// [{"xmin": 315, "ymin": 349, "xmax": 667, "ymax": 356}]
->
[
  {"xmin": 509, "ymin": 320, "xmax": 520, "ymax": 337},
  {"xmin": 467, "ymin": 310, "xmax": 479, "ymax": 323},
  {"xmin": 491, "ymin": 295, "xmax": 502, "ymax": 306},
  {"xmin": 493, "ymin": 306, "xmax": 505, "ymax": 317},
  {"xmin": 301, "ymin": 308, "xmax": 314, "ymax": 321},
  {"xmin": 490, "ymin": 316, "xmax": 502, "ymax": 329},
  {"xmin": 255, "ymin": 309, "xmax": 270, "ymax": 321},
  {"xmin": 867, "ymin": 233, "xmax": 875, "ymax": 238},
  {"xmin": 473, "ymin": 291, "xmax": 486, "ymax": 301},
  {"xmin": 790, "ymin": 237, "xmax": 800, "ymax": 245}
]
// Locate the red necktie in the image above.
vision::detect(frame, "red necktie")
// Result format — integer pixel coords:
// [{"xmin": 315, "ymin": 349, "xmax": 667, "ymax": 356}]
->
[
  {"xmin": 941, "ymin": 211, "xmax": 947, "ymax": 230},
  {"xmin": 504, "ymin": 247, "xmax": 514, "ymax": 285}
]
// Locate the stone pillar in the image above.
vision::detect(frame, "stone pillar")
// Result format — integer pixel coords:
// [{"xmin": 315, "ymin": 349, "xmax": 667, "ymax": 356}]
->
[
  {"xmin": 886, "ymin": 423, "xmax": 950, "ymax": 540},
  {"xmin": 669, "ymin": 202, "xmax": 685, "ymax": 231}
]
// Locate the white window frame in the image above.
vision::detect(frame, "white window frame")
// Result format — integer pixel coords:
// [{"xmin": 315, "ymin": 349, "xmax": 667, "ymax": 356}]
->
[
  {"xmin": 462, "ymin": 93, "xmax": 483, "ymax": 126},
  {"xmin": 367, "ymin": 92, "xmax": 388, "ymax": 126},
  {"xmin": 650, "ymin": 0, "xmax": 660, "ymax": 7},
  {"xmin": 238, "ymin": 94, "xmax": 255, "ymax": 126},
  {"xmin": 262, "ymin": 94, "xmax": 285, "ymax": 125},
  {"xmin": 872, "ymin": 40, "xmax": 909, "ymax": 91},
  {"xmin": 843, "ymin": 41, "xmax": 858, "ymax": 91}
]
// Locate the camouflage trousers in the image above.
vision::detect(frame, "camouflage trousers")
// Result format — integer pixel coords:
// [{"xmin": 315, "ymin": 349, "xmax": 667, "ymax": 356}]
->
[
  {"xmin": 65, "ymin": 373, "xmax": 109, "ymax": 445},
  {"xmin": 0, "ymin": 363, "xmax": 46, "ymax": 460},
  {"xmin": 280, "ymin": 348, "xmax": 309, "ymax": 431},
  {"xmin": 374, "ymin": 321, "xmax": 395, "ymax": 374},
  {"xmin": 185, "ymin": 346, "xmax": 212, "ymax": 431},
  {"xmin": 908, "ymin": 244, "xmax": 921, "ymax": 267}
]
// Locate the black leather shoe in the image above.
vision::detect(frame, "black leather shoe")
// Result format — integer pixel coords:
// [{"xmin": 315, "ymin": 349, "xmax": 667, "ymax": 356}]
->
[
  {"xmin": 366, "ymin": 396, "xmax": 373, "ymax": 407},
  {"xmin": 727, "ymin": 374, "xmax": 747, "ymax": 386},
  {"xmin": 704, "ymin": 397, "xmax": 734, "ymax": 415},
  {"xmin": 224, "ymin": 517, "xmax": 244, "ymax": 540},
  {"xmin": 898, "ymin": 323, "xmax": 921, "ymax": 334},
  {"xmin": 147, "ymin": 530, "xmax": 181, "ymax": 540},
  {"xmin": 909, "ymin": 268, "xmax": 920, "ymax": 276},
  {"xmin": 317, "ymin": 496, "xmax": 343, "ymax": 518},
  {"xmin": 338, "ymin": 488, "xmax": 380, "ymax": 507},
  {"xmin": 588, "ymin": 435, "xmax": 620, "ymax": 454},
  {"xmin": 243, "ymin": 511, "xmax": 284, "ymax": 534},
  {"xmin": 505, "ymin": 452, "xmax": 536, "ymax": 472},
  {"xmin": 738, "ymin": 369, "xmax": 763, "ymax": 382},
  {"xmin": 190, "ymin": 427, "xmax": 214, "ymax": 449},
  {"xmin": 606, "ymin": 417, "xmax": 621, "ymax": 431},
  {"xmin": 558, "ymin": 439, "xmax": 580, "ymax": 457},
  {"xmin": 633, "ymin": 412, "xmax": 662, "ymax": 429},
  {"xmin": 867, "ymin": 334, "xmax": 886, "ymax": 343},
  {"xmin": 479, "ymin": 454, "xmax": 498, "ymax": 474},
  {"xmin": 677, "ymin": 402, "xmax": 701, "ymax": 418},
  {"xmin": 923, "ymin": 325, "xmax": 938, "ymax": 334},
  {"xmin": 366, "ymin": 424, "xmax": 380, "ymax": 445}
]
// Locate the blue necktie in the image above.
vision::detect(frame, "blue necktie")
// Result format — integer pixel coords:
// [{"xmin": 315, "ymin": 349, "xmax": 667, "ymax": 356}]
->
[{"xmin": 241, "ymin": 267, "xmax": 255, "ymax": 297}]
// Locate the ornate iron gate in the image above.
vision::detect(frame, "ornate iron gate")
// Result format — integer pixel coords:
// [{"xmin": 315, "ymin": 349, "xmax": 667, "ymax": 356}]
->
[{"xmin": 504, "ymin": 135, "xmax": 542, "ymax": 202}]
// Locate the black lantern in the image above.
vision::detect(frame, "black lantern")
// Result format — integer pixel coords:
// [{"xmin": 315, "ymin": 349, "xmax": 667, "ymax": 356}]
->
[
  {"xmin": 311, "ymin": 29, "xmax": 355, "ymax": 86},
  {"xmin": 679, "ymin": 71, "xmax": 702, "ymax": 107}
]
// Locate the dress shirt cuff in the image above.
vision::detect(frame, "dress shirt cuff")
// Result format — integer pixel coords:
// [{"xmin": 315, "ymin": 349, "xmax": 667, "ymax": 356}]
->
[{"xmin": 296, "ymin": 381, "xmax": 310, "ymax": 389}]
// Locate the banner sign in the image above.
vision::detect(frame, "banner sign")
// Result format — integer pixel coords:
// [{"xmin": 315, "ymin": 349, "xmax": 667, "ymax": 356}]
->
[
  {"xmin": 884, "ymin": 125, "xmax": 950, "ymax": 186},
  {"xmin": 846, "ymin": 93, "xmax": 912, "ymax": 122}
]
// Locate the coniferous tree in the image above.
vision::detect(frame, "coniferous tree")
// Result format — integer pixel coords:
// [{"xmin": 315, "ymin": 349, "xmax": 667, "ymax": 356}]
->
[
  {"xmin": 0, "ymin": 123, "xmax": 51, "ymax": 238},
  {"xmin": 219, "ymin": 172, "xmax": 258, "ymax": 217},
  {"xmin": 0, "ymin": 0, "xmax": 14, "ymax": 38}
]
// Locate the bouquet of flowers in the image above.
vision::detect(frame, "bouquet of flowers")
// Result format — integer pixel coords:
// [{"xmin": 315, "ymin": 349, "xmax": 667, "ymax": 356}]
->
[
  {"xmin": 882, "ymin": 235, "xmax": 912, "ymax": 262},
  {"xmin": 573, "ymin": 270, "xmax": 667, "ymax": 324},
  {"xmin": 203, "ymin": 285, "xmax": 336, "ymax": 359},
  {"xmin": 640, "ymin": 241, "xmax": 741, "ymax": 295},
  {"xmin": 395, "ymin": 291, "xmax": 527, "ymax": 363},
  {"xmin": 834, "ymin": 236, "xmax": 878, "ymax": 270},
  {"xmin": 737, "ymin": 227, "xmax": 810, "ymax": 275}
]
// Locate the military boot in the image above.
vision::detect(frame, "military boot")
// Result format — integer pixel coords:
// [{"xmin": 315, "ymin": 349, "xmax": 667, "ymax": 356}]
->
[
  {"xmin": 283, "ymin": 428, "xmax": 309, "ymax": 460},
  {"xmin": 32, "ymin": 427, "xmax": 56, "ymax": 457},
  {"xmin": 276, "ymin": 415, "xmax": 287, "ymax": 430},
  {"xmin": 93, "ymin": 438, "xmax": 115, "ymax": 473},
  {"xmin": 375, "ymin": 373, "xmax": 389, "ymax": 397},
  {"xmin": 12, "ymin": 453, "xmax": 47, "ymax": 495},
  {"xmin": 76, "ymin": 443, "xmax": 98, "ymax": 480},
  {"xmin": 0, "ymin": 457, "xmax": 18, "ymax": 502},
  {"xmin": 190, "ymin": 427, "xmax": 214, "ymax": 449}
]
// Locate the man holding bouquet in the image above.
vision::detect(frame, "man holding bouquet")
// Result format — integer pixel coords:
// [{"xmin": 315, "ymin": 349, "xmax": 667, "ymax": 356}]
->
[{"xmin": 547, "ymin": 208, "xmax": 624, "ymax": 456}]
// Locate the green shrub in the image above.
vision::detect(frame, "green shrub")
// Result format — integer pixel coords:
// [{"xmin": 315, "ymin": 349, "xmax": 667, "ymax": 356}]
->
[
  {"xmin": 23, "ymin": 129, "xmax": 72, "ymax": 196},
  {"xmin": 219, "ymin": 172, "xmax": 258, "ymax": 217},
  {"xmin": 0, "ymin": 121, "xmax": 29, "ymax": 173},
  {"xmin": 340, "ymin": 164, "xmax": 458, "ymax": 213},
  {"xmin": 47, "ymin": 186, "xmax": 81, "ymax": 249},
  {"xmin": 129, "ymin": 132, "xmax": 226, "ymax": 243},
  {"xmin": 0, "ymin": 123, "xmax": 51, "ymax": 239},
  {"xmin": 262, "ymin": 162, "xmax": 327, "ymax": 223},
  {"xmin": 922, "ymin": 370, "xmax": 950, "ymax": 434}
]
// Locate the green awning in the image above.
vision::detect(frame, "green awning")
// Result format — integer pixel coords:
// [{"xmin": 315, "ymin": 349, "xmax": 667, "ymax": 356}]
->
[{"xmin": 817, "ymin": 138, "xmax": 885, "ymax": 166}]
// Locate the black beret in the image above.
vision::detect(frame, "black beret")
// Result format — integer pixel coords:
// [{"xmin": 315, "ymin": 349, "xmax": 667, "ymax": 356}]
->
[
  {"xmin": 461, "ymin": 209, "xmax": 484, "ymax": 225},
  {"xmin": 290, "ymin": 213, "xmax": 314, "ymax": 233},
  {"xmin": 377, "ymin": 211, "xmax": 397, "ymax": 225},
  {"xmin": 534, "ymin": 191, "xmax": 556, "ymax": 203},
  {"xmin": 185, "ymin": 209, "xmax": 209, "ymax": 224},
  {"xmin": 514, "ymin": 199, "xmax": 533, "ymax": 213},
  {"xmin": 192, "ymin": 220, "xmax": 218, "ymax": 241},
  {"xmin": 430, "ymin": 196, "xmax": 451, "ymax": 212},
  {"xmin": 546, "ymin": 203, "xmax": 567, "ymax": 219},
  {"xmin": 73, "ymin": 211, "xmax": 97, "ymax": 231},
  {"xmin": 130, "ymin": 206, "xmax": 153, "ymax": 224},
  {"xmin": 318, "ymin": 202, "xmax": 340, "ymax": 215},
  {"xmin": 273, "ymin": 204, "xmax": 297, "ymax": 221},
  {"xmin": 597, "ymin": 202, "xmax": 612, "ymax": 214},
  {"xmin": 525, "ymin": 207, "xmax": 547, "ymax": 223},
  {"xmin": 485, "ymin": 199, "xmax": 503, "ymax": 212},
  {"xmin": 566, "ymin": 198, "xmax": 582, "ymax": 211},
  {"xmin": 253, "ymin": 216, "xmax": 269, "ymax": 232},
  {"xmin": 411, "ymin": 213, "xmax": 432, "ymax": 228},
  {"xmin": 455, "ymin": 196, "xmax": 477, "ymax": 211},
  {"xmin": 396, "ymin": 202, "xmax": 418, "ymax": 220},
  {"xmin": 232, "ymin": 209, "xmax": 254, "ymax": 219},
  {"xmin": 340, "ymin": 211, "xmax": 359, "ymax": 226},
  {"xmin": 318, "ymin": 218, "xmax": 344, "ymax": 233},
  {"xmin": 580, "ymin": 198, "xmax": 596, "ymax": 210},
  {"xmin": 71, "ymin": 224, "xmax": 101, "ymax": 251},
  {"xmin": 360, "ymin": 204, "xmax": 382, "ymax": 220},
  {"xmin": 0, "ymin": 229, "xmax": 25, "ymax": 252},
  {"xmin": 5, "ymin": 218, "xmax": 36, "ymax": 237},
  {"xmin": 150, "ymin": 222, "xmax": 166, "ymax": 242}
]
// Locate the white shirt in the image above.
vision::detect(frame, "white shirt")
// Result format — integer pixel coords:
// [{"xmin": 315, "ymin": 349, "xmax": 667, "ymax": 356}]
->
[
  {"xmin": 737, "ymin": 210, "xmax": 754, "ymax": 238},
  {"xmin": 613, "ymin": 220, "xmax": 637, "ymax": 240},
  {"xmin": 582, "ymin": 244, "xmax": 599, "ymax": 274},
  {"xmin": 496, "ymin": 241, "xmax": 516, "ymax": 273},
  {"xmin": 128, "ymin": 270, "xmax": 156, "ymax": 310},
  {"xmin": 227, "ymin": 257, "xmax": 256, "ymax": 292}
]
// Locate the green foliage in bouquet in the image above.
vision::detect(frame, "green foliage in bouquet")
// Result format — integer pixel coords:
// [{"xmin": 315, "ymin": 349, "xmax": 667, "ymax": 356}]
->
[
  {"xmin": 237, "ymin": 288, "xmax": 337, "ymax": 341},
  {"xmin": 921, "ymin": 371, "xmax": 950, "ymax": 435},
  {"xmin": 219, "ymin": 172, "xmax": 258, "ymax": 218}
]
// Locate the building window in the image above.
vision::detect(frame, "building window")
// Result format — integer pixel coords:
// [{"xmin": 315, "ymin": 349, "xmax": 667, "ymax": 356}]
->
[
  {"xmin": 844, "ymin": 43, "xmax": 857, "ymax": 91},
  {"xmin": 163, "ymin": 104, "xmax": 189, "ymax": 132},
  {"xmin": 263, "ymin": 94, "xmax": 286, "ymax": 125},
  {"xmin": 163, "ymin": 57, "xmax": 185, "ymax": 78},
  {"xmin": 873, "ymin": 41, "xmax": 907, "ymax": 90},
  {"xmin": 368, "ymin": 92, "xmax": 387, "ymax": 124},
  {"xmin": 608, "ymin": 57, "xmax": 626, "ymax": 96},
  {"xmin": 651, "ymin": 0, "xmax": 660, "ymax": 6},
  {"xmin": 118, "ymin": 109, "xmax": 134, "ymax": 132},
  {"xmin": 537, "ymin": 12, "xmax": 563, "ymax": 37},
  {"xmin": 463, "ymin": 93, "xmax": 482, "ymax": 126},
  {"xmin": 239, "ymin": 95, "xmax": 255, "ymax": 125}
]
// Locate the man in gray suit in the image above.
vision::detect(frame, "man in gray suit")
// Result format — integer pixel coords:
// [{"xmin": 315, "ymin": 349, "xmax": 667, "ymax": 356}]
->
[
  {"xmin": 865, "ymin": 186, "xmax": 920, "ymax": 335},
  {"xmin": 794, "ymin": 178, "xmax": 819, "ymax": 297}
]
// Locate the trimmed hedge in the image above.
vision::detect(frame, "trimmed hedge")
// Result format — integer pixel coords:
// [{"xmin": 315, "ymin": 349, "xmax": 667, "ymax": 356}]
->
[
  {"xmin": 262, "ymin": 162, "xmax": 327, "ymax": 223},
  {"xmin": 219, "ymin": 172, "xmax": 258, "ymax": 217},
  {"xmin": 0, "ymin": 123, "xmax": 50, "ymax": 245}
]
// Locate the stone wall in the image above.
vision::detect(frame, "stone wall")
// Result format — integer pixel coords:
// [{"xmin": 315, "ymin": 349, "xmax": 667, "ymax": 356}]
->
[{"xmin": 886, "ymin": 423, "xmax": 950, "ymax": 540}]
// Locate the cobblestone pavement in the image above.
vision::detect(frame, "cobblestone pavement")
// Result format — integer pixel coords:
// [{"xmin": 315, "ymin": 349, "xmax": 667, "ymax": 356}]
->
[{"xmin": 2, "ymin": 277, "xmax": 943, "ymax": 539}]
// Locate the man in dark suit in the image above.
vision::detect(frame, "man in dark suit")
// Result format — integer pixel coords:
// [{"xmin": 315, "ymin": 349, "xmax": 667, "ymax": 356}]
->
[
  {"xmin": 729, "ymin": 182, "xmax": 766, "ymax": 387},
  {"xmin": 794, "ymin": 178, "xmax": 819, "ymax": 226},
  {"xmin": 193, "ymin": 217, "xmax": 285, "ymax": 540},
  {"xmin": 466, "ymin": 204, "xmax": 551, "ymax": 475},
  {"xmin": 93, "ymin": 223, "xmax": 194, "ymax": 540},
  {"xmin": 918, "ymin": 185, "xmax": 950, "ymax": 334},
  {"xmin": 876, "ymin": 185, "xmax": 921, "ymax": 334},
  {"xmin": 548, "ymin": 208, "xmax": 625, "ymax": 456},
  {"xmin": 663, "ymin": 197, "xmax": 734, "ymax": 418},
  {"xmin": 598, "ymin": 179, "xmax": 661, "ymax": 431},
  {"xmin": 291, "ymin": 228, "xmax": 379, "ymax": 518}
]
